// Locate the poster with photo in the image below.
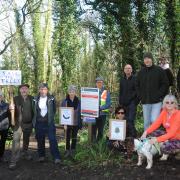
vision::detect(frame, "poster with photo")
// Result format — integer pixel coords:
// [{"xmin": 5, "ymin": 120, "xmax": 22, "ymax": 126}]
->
[{"xmin": 109, "ymin": 119, "xmax": 126, "ymax": 141}]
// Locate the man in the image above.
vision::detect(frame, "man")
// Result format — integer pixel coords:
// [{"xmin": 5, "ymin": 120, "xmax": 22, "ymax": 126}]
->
[
  {"xmin": 33, "ymin": 83, "xmax": 60, "ymax": 163},
  {"xmin": 119, "ymin": 64, "xmax": 138, "ymax": 137},
  {"xmin": 92, "ymin": 77, "xmax": 111, "ymax": 141},
  {"xmin": 9, "ymin": 84, "xmax": 33, "ymax": 169},
  {"xmin": 136, "ymin": 52, "xmax": 168, "ymax": 130}
]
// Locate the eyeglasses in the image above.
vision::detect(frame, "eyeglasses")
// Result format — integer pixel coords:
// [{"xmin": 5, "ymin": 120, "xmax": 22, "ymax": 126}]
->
[
  {"xmin": 117, "ymin": 111, "xmax": 125, "ymax": 115},
  {"xmin": 165, "ymin": 101, "xmax": 175, "ymax": 105}
]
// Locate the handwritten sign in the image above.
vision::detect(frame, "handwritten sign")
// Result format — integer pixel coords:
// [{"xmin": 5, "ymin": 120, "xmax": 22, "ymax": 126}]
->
[
  {"xmin": 0, "ymin": 70, "xmax": 21, "ymax": 85},
  {"xmin": 109, "ymin": 119, "xmax": 126, "ymax": 141}
]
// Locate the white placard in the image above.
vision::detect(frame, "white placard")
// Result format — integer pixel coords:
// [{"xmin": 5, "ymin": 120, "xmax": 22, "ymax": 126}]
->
[
  {"xmin": 109, "ymin": 119, "xmax": 126, "ymax": 141},
  {"xmin": 0, "ymin": 70, "xmax": 21, "ymax": 85},
  {"xmin": 81, "ymin": 87, "xmax": 99, "ymax": 117},
  {"xmin": 60, "ymin": 107, "xmax": 74, "ymax": 125}
]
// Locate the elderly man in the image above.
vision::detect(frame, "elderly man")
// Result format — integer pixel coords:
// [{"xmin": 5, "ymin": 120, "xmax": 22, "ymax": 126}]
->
[
  {"xmin": 92, "ymin": 77, "xmax": 111, "ymax": 141},
  {"xmin": 119, "ymin": 64, "xmax": 138, "ymax": 137},
  {"xmin": 33, "ymin": 83, "xmax": 60, "ymax": 164},
  {"xmin": 9, "ymin": 84, "xmax": 33, "ymax": 169}
]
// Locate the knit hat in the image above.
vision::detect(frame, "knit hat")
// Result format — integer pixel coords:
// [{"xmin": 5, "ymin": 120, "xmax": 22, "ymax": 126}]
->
[
  {"xmin": 68, "ymin": 85, "xmax": 77, "ymax": 92},
  {"xmin": 19, "ymin": 84, "xmax": 29, "ymax": 89},
  {"xmin": 95, "ymin": 77, "xmax": 104, "ymax": 82},
  {"xmin": 38, "ymin": 83, "xmax": 48, "ymax": 89},
  {"xmin": 143, "ymin": 52, "xmax": 153, "ymax": 61}
]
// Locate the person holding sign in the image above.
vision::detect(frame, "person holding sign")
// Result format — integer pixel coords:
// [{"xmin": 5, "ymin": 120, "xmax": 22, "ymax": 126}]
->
[
  {"xmin": 61, "ymin": 85, "xmax": 81, "ymax": 158},
  {"xmin": 33, "ymin": 83, "xmax": 61, "ymax": 164},
  {"xmin": 92, "ymin": 77, "xmax": 111, "ymax": 141},
  {"xmin": 107, "ymin": 106, "xmax": 134, "ymax": 161},
  {"xmin": 0, "ymin": 91, "xmax": 11, "ymax": 162},
  {"xmin": 9, "ymin": 84, "xmax": 33, "ymax": 169}
]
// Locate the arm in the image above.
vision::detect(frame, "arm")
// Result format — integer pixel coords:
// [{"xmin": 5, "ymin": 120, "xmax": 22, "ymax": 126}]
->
[
  {"xmin": 146, "ymin": 111, "xmax": 165, "ymax": 134},
  {"xmin": 157, "ymin": 117, "xmax": 180, "ymax": 142},
  {"xmin": 119, "ymin": 79, "xmax": 123, "ymax": 105}
]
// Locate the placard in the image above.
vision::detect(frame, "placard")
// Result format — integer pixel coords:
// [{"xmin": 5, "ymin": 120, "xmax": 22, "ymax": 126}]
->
[
  {"xmin": 0, "ymin": 70, "xmax": 21, "ymax": 85},
  {"xmin": 83, "ymin": 117, "xmax": 96, "ymax": 124},
  {"xmin": 81, "ymin": 87, "xmax": 99, "ymax": 117},
  {"xmin": 60, "ymin": 107, "xmax": 75, "ymax": 126},
  {"xmin": 109, "ymin": 119, "xmax": 126, "ymax": 141}
]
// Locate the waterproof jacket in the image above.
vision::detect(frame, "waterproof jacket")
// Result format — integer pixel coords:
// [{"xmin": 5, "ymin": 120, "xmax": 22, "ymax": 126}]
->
[
  {"xmin": 33, "ymin": 94, "xmax": 56, "ymax": 126},
  {"xmin": 136, "ymin": 65, "xmax": 168, "ymax": 104},
  {"xmin": 14, "ymin": 95, "xmax": 33, "ymax": 130},
  {"xmin": 119, "ymin": 75, "xmax": 138, "ymax": 106}
]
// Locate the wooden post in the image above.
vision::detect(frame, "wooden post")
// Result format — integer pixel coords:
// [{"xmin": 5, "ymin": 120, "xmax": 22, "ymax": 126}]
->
[
  {"xmin": 9, "ymin": 85, "xmax": 15, "ymax": 126},
  {"xmin": 88, "ymin": 123, "xmax": 93, "ymax": 143}
]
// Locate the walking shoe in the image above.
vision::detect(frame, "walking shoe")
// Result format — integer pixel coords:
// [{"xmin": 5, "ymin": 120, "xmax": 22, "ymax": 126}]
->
[
  {"xmin": 54, "ymin": 159, "xmax": 61, "ymax": 164},
  {"xmin": 9, "ymin": 162, "xmax": 16, "ymax": 170},
  {"xmin": 38, "ymin": 157, "xmax": 45, "ymax": 162}
]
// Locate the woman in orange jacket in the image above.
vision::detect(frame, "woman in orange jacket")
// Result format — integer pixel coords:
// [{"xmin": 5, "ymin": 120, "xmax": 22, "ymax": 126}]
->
[{"xmin": 141, "ymin": 94, "xmax": 180, "ymax": 160}]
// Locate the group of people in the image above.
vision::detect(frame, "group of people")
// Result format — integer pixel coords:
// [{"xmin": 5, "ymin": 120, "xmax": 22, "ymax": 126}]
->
[{"xmin": 0, "ymin": 52, "xmax": 179, "ymax": 170}]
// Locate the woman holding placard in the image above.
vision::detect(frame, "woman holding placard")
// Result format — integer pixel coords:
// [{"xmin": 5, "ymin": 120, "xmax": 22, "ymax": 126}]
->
[
  {"xmin": 61, "ymin": 85, "xmax": 81, "ymax": 158},
  {"xmin": 107, "ymin": 106, "xmax": 134, "ymax": 161}
]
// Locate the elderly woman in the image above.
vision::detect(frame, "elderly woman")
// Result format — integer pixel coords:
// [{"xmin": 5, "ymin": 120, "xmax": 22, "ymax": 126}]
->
[
  {"xmin": 61, "ymin": 85, "xmax": 81, "ymax": 158},
  {"xmin": 0, "ymin": 91, "xmax": 10, "ymax": 162},
  {"xmin": 141, "ymin": 94, "xmax": 180, "ymax": 160},
  {"xmin": 107, "ymin": 106, "xmax": 134, "ymax": 160}
]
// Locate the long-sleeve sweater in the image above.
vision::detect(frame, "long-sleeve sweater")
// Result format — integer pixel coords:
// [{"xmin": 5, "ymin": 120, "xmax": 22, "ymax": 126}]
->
[{"xmin": 146, "ymin": 109, "xmax": 180, "ymax": 142}]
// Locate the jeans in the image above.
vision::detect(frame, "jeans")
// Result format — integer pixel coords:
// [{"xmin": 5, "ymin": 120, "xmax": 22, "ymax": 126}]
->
[
  {"xmin": 35, "ymin": 121, "xmax": 60, "ymax": 160},
  {"xmin": 66, "ymin": 126, "xmax": 78, "ymax": 150},
  {"xmin": 10, "ymin": 126, "xmax": 32, "ymax": 163},
  {"xmin": 0, "ymin": 129, "xmax": 8, "ymax": 158},
  {"xmin": 142, "ymin": 102, "xmax": 162, "ymax": 130},
  {"xmin": 92, "ymin": 115, "xmax": 106, "ymax": 141},
  {"xmin": 125, "ymin": 101, "xmax": 137, "ymax": 137}
]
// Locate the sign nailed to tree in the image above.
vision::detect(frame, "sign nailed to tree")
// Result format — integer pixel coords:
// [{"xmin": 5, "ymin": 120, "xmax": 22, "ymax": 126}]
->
[{"xmin": 0, "ymin": 70, "xmax": 22, "ymax": 85}]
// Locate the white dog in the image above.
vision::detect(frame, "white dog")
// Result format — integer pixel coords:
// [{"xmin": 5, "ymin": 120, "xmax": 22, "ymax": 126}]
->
[{"xmin": 134, "ymin": 138, "xmax": 163, "ymax": 169}]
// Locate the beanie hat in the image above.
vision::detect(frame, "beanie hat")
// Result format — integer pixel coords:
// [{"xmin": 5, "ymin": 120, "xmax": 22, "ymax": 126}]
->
[{"xmin": 143, "ymin": 52, "xmax": 153, "ymax": 61}]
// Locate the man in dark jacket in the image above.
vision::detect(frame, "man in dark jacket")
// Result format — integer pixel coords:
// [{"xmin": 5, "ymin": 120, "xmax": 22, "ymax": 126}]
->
[
  {"xmin": 9, "ymin": 84, "xmax": 33, "ymax": 169},
  {"xmin": 33, "ymin": 83, "xmax": 60, "ymax": 164},
  {"xmin": 119, "ymin": 64, "xmax": 138, "ymax": 137},
  {"xmin": 136, "ymin": 52, "xmax": 168, "ymax": 130}
]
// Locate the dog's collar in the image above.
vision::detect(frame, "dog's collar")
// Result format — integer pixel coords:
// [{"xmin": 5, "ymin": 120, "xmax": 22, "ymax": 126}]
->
[{"xmin": 136, "ymin": 138, "xmax": 148, "ymax": 151}]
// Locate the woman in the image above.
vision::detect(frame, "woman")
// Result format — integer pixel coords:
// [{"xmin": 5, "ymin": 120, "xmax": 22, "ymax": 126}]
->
[
  {"xmin": 141, "ymin": 94, "xmax": 180, "ymax": 160},
  {"xmin": 61, "ymin": 85, "xmax": 81, "ymax": 158},
  {"xmin": 107, "ymin": 106, "xmax": 134, "ymax": 160},
  {"xmin": 0, "ymin": 91, "xmax": 10, "ymax": 162}
]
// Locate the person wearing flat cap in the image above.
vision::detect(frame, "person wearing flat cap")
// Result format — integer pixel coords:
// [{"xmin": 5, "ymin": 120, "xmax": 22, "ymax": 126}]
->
[
  {"xmin": 136, "ymin": 52, "xmax": 169, "ymax": 130},
  {"xmin": 9, "ymin": 84, "xmax": 33, "ymax": 169},
  {"xmin": 92, "ymin": 77, "xmax": 111, "ymax": 141},
  {"xmin": 61, "ymin": 85, "xmax": 82, "ymax": 158},
  {"xmin": 33, "ymin": 83, "xmax": 61, "ymax": 164}
]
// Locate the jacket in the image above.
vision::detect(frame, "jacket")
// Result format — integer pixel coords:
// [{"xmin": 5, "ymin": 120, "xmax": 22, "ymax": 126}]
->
[
  {"xmin": 146, "ymin": 109, "xmax": 180, "ymax": 142},
  {"xmin": 0, "ymin": 101, "xmax": 10, "ymax": 131},
  {"xmin": 33, "ymin": 94, "xmax": 56, "ymax": 126},
  {"xmin": 136, "ymin": 65, "xmax": 168, "ymax": 104},
  {"xmin": 119, "ymin": 75, "xmax": 138, "ymax": 106}
]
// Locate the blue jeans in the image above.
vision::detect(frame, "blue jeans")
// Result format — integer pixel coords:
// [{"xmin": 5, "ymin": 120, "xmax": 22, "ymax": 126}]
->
[
  {"xmin": 142, "ymin": 102, "xmax": 162, "ymax": 130},
  {"xmin": 35, "ymin": 121, "xmax": 60, "ymax": 160}
]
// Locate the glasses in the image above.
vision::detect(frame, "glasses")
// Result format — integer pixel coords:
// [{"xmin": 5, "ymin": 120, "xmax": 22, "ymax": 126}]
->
[
  {"xmin": 165, "ymin": 101, "xmax": 175, "ymax": 105},
  {"xmin": 117, "ymin": 111, "xmax": 125, "ymax": 115}
]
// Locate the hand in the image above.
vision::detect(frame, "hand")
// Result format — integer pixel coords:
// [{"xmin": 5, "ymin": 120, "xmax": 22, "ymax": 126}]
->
[
  {"xmin": 9, "ymin": 104, "xmax": 15, "ymax": 110},
  {"xmin": 141, "ymin": 131, "xmax": 147, "ymax": 139},
  {"xmin": 113, "ymin": 141, "xmax": 119, "ymax": 148},
  {"xmin": 149, "ymin": 137, "xmax": 157, "ymax": 145}
]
